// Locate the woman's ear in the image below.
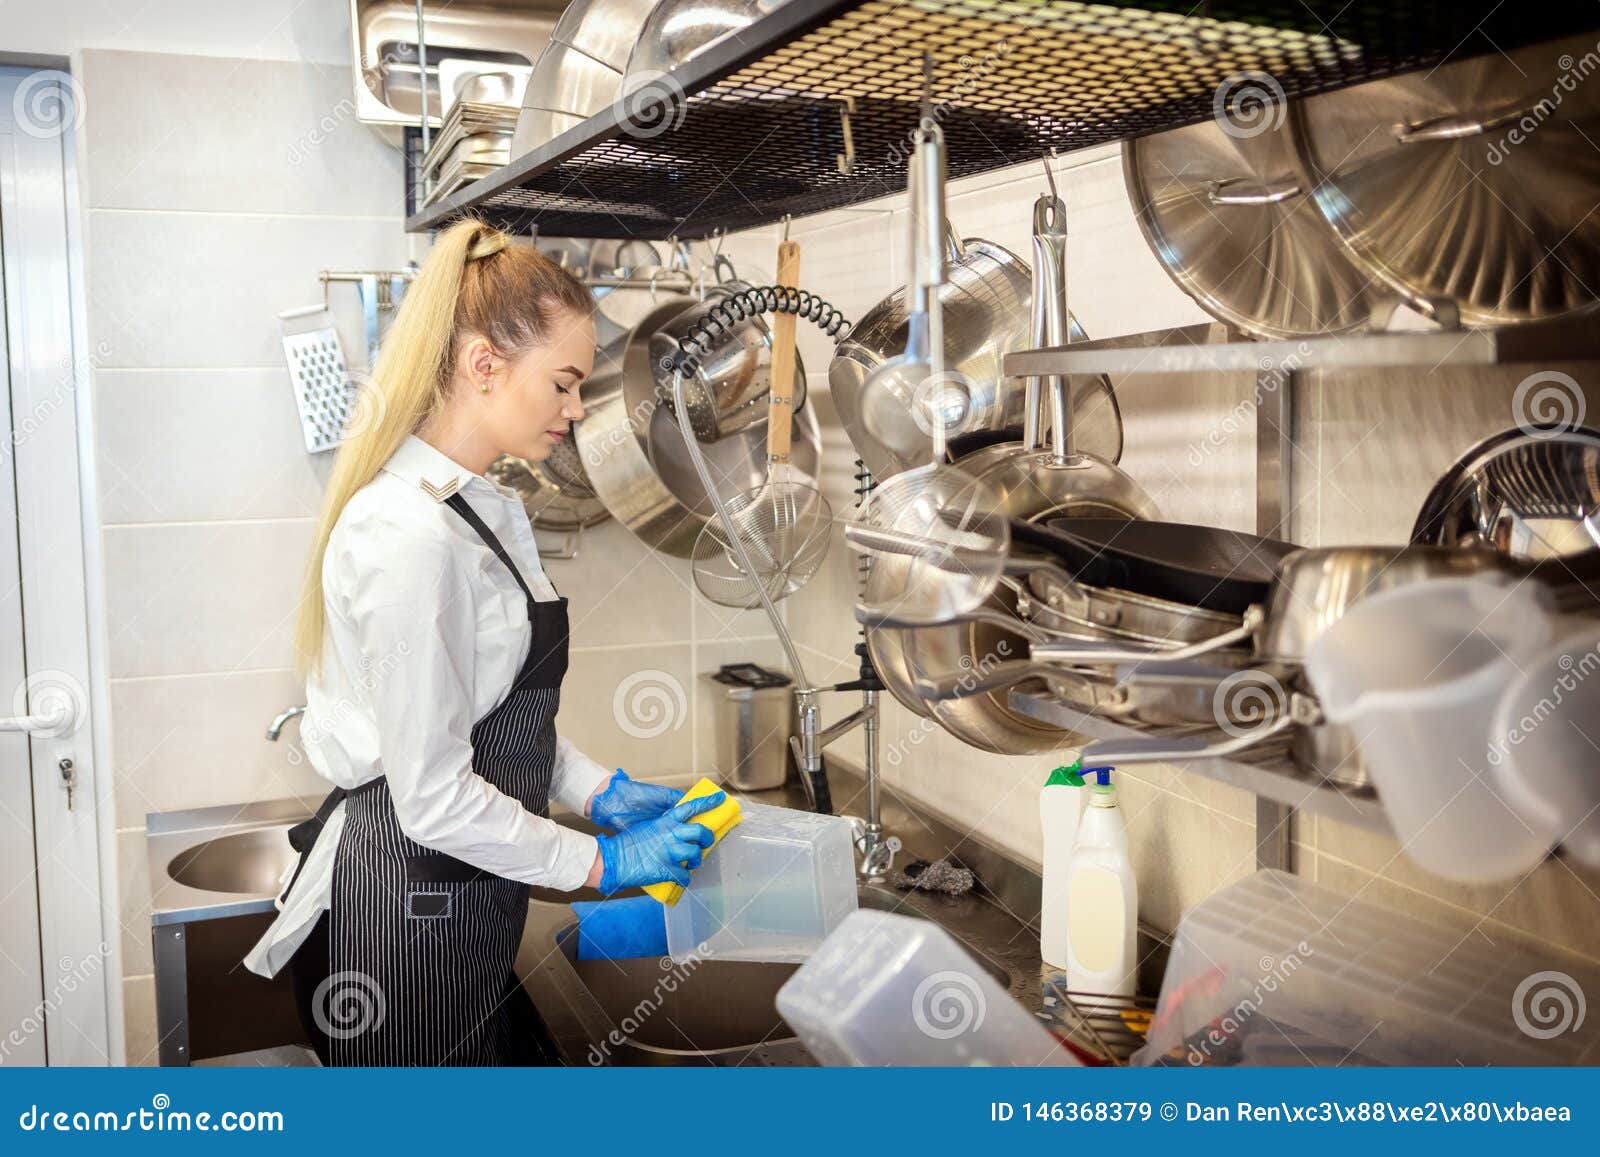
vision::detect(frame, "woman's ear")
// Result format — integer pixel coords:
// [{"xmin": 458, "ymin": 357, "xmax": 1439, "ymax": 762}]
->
[{"xmin": 458, "ymin": 334, "xmax": 500, "ymax": 392}]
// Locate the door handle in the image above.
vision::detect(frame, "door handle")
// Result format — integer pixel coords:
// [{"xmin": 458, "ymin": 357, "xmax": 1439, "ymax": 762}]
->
[{"xmin": 0, "ymin": 697, "xmax": 79, "ymax": 736}]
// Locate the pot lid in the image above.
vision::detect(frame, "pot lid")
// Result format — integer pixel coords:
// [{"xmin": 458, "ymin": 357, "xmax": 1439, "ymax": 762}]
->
[
  {"xmin": 1295, "ymin": 32, "xmax": 1600, "ymax": 326},
  {"xmin": 1125, "ymin": 111, "xmax": 1380, "ymax": 338}
]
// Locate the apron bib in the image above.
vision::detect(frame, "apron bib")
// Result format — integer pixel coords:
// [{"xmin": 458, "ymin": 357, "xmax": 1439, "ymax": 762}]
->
[{"xmin": 307, "ymin": 492, "xmax": 571, "ymax": 1066}]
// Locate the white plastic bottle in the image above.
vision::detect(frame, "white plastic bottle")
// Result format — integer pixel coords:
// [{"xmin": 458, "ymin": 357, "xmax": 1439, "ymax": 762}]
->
[
  {"xmin": 1039, "ymin": 764, "xmax": 1087, "ymax": 968},
  {"xmin": 1064, "ymin": 773, "xmax": 1138, "ymax": 1001}
]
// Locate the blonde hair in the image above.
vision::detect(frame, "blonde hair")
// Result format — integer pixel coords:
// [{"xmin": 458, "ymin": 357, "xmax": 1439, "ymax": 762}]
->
[{"xmin": 294, "ymin": 218, "xmax": 592, "ymax": 675}]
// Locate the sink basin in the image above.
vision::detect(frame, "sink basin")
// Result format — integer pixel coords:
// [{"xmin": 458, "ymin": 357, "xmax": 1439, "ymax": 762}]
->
[
  {"xmin": 547, "ymin": 884, "xmax": 1014, "ymax": 1065},
  {"xmin": 166, "ymin": 828, "xmax": 297, "ymax": 896}
]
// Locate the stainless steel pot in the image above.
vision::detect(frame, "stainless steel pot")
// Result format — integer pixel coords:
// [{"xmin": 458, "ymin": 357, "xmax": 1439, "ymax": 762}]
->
[
  {"xmin": 647, "ymin": 279, "xmax": 807, "ymax": 443},
  {"xmin": 830, "ymin": 229, "xmax": 1121, "ymax": 479},
  {"xmin": 576, "ymin": 295, "xmax": 822, "ymax": 557}
]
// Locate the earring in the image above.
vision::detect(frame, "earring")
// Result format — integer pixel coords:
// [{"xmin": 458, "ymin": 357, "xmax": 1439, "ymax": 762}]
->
[{"xmin": 479, "ymin": 377, "xmax": 492, "ymax": 393}]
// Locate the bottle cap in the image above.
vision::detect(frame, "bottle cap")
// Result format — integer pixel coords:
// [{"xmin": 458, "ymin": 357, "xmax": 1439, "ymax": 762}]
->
[
  {"xmin": 1088, "ymin": 782, "xmax": 1118, "ymax": 807},
  {"xmin": 1045, "ymin": 763, "xmax": 1086, "ymax": 788}
]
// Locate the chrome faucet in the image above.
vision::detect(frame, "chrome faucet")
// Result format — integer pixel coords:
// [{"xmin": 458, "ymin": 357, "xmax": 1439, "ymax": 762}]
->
[
  {"xmin": 266, "ymin": 705, "xmax": 305, "ymax": 741},
  {"xmin": 789, "ymin": 648, "xmax": 900, "ymax": 881}
]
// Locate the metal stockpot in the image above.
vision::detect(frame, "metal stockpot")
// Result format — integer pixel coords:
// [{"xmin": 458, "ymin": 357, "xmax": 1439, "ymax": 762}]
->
[
  {"xmin": 575, "ymin": 295, "xmax": 823, "ymax": 557},
  {"xmin": 647, "ymin": 278, "xmax": 807, "ymax": 443},
  {"xmin": 830, "ymin": 230, "xmax": 1121, "ymax": 480}
]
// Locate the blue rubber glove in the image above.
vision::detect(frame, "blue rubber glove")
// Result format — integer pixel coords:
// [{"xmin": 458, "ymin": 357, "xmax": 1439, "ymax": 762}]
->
[
  {"xmin": 590, "ymin": 768, "xmax": 685, "ymax": 832},
  {"xmin": 594, "ymin": 790, "xmax": 726, "ymax": 895}
]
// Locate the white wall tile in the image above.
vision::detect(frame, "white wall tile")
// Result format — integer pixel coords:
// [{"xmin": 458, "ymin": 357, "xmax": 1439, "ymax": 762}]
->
[
  {"xmin": 108, "ymin": 667, "xmax": 323, "ymax": 828},
  {"xmin": 80, "ymin": 50, "xmax": 405, "ymax": 216},
  {"xmin": 93, "ymin": 369, "xmax": 331, "ymax": 523},
  {"xmin": 102, "ymin": 519, "xmax": 314, "ymax": 678},
  {"xmin": 85, "ymin": 209, "xmax": 409, "ymax": 369},
  {"xmin": 557, "ymin": 644, "xmax": 697, "ymax": 777}
]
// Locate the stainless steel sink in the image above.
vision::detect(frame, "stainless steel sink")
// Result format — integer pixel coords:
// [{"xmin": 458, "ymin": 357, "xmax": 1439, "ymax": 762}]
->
[
  {"xmin": 167, "ymin": 829, "xmax": 299, "ymax": 896},
  {"xmin": 548, "ymin": 883, "xmax": 1017, "ymax": 1066}
]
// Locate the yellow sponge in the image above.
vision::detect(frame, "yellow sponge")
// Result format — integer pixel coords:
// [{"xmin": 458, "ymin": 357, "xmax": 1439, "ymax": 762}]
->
[{"xmin": 643, "ymin": 777, "xmax": 742, "ymax": 907}]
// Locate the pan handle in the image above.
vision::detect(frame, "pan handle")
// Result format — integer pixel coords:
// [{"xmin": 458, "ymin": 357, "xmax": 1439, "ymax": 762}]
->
[
  {"xmin": 854, "ymin": 603, "xmax": 1055, "ymax": 640},
  {"xmin": 912, "ymin": 658, "xmax": 1117, "ymax": 702},
  {"xmin": 1079, "ymin": 692, "xmax": 1321, "ymax": 764},
  {"xmin": 1029, "ymin": 607, "xmax": 1262, "ymax": 667},
  {"xmin": 1391, "ymin": 106, "xmax": 1539, "ymax": 143},
  {"xmin": 1206, "ymin": 177, "xmax": 1302, "ymax": 206}
]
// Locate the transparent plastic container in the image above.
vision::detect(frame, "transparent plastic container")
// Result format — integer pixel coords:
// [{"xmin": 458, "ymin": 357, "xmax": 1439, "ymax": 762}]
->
[
  {"xmin": 1303, "ymin": 574, "xmax": 1554, "ymax": 883},
  {"xmin": 663, "ymin": 801, "xmax": 857, "ymax": 963},
  {"xmin": 1132, "ymin": 870, "xmax": 1600, "ymax": 1067},
  {"xmin": 775, "ymin": 908, "xmax": 1075, "ymax": 1066}
]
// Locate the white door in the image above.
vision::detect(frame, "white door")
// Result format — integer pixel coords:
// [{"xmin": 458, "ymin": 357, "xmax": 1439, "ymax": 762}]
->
[{"xmin": 0, "ymin": 65, "xmax": 113, "ymax": 1066}]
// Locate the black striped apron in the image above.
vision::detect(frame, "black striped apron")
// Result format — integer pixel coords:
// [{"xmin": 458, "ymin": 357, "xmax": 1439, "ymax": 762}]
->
[{"xmin": 319, "ymin": 492, "xmax": 571, "ymax": 1066}]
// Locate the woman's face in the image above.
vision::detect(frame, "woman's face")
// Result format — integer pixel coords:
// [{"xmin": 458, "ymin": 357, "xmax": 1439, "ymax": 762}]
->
[{"xmin": 481, "ymin": 309, "xmax": 596, "ymax": 463}]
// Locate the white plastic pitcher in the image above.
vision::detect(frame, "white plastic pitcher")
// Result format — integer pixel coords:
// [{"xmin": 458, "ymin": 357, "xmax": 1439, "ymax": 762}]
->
[
  {"xmin": 1491, "ymin": 625, "xmax": 1600, "ymax": 870},
  {"xmin": 1303, "ymin": 574, "xmax": 1554, "ymax": 883}
]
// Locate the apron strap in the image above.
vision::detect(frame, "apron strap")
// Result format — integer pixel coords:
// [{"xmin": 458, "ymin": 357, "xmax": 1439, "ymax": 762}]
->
[{"xmin": 443, "ymin": 492, "xmax": 554, "ymax": 602}]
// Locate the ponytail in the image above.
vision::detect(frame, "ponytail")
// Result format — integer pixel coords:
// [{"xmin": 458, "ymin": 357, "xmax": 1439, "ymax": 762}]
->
[{"xmin": 293, "ymin": 218, "xmax": 590, "ymax": 675}]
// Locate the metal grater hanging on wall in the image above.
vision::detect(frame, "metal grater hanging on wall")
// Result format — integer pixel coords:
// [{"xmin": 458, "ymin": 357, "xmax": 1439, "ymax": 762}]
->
[{"xmin": 278, "ymin": 304, "xmax": 355, "ymax": 454}]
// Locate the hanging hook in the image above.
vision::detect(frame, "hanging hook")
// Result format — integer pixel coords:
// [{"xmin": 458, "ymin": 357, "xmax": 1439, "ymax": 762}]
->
[
  {"xmin": 836, "ymin": 95, "xmax": 857, "ymax": 175},
  {"xmin": 1041, "ymin": 150, "xmax": 1059, "ymax": 202},
  {"xmin": 781, "ymin": 213, "xmax": 792, "ymax": 242},
  {"xmin": 920, "ymin": 51, "xmax": 935, "ymax": 126}
]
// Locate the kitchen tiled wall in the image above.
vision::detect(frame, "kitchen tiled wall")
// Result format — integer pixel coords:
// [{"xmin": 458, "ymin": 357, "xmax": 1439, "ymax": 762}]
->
[{"xmin": 81, "ymin": 48, "xmax": 1600, "ymax": 1066}]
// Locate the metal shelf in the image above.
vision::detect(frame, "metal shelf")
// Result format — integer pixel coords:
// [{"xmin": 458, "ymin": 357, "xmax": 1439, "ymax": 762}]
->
[
  {"xmin": 405, "ymin": 0, "xmax": 1595, "ymax": 240},
  {"xmin": 1004, "ymin": 313, "xmax": 1600, "ymax": 379},
  {"xmin": 1007, "ymin": 688, "xmax": 1391, "ymax": 836}
]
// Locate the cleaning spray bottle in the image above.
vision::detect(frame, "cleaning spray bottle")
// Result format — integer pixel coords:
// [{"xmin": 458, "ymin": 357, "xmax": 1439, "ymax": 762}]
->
[
  {"xmin": 1064, "ymin": 767, "xmax": 1137, "ymax": 1002},
  {"xmin": 1039, "ymin": 762, "xmax": 1092, "ymax": 968}
]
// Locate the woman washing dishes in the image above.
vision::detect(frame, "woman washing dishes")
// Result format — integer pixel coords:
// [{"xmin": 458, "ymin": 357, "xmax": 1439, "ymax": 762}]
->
[{"xmin": 244, "ymin": 219, "xmax": 724, "ymax": 1066}]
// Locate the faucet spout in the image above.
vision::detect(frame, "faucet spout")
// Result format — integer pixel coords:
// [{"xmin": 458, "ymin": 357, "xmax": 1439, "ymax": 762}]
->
[{"xmin": 266, "ymin": 705, "xmax": 306, "ymax": 741}]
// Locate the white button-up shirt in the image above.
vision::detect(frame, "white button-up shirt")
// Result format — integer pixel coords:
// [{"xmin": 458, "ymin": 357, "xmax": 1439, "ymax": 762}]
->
[{"xmin": 245, "ymin": 435, "xmax": 611, "ymax": 978}]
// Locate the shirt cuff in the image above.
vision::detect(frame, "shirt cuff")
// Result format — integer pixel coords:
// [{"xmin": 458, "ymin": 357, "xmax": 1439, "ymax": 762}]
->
[
  {"xmin": 552, "ymin": 742, "xmax": 616, "ymax": 817},
  {"xmin": 542, "ymin": 828, "xmax": 601, "ymax": 892}
]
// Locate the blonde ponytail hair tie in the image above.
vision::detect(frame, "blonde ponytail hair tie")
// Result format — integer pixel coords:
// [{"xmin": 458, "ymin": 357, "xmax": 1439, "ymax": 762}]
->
[{"xmin": 468, "ymin": 232, "xmax": 508, "ymax": 261}]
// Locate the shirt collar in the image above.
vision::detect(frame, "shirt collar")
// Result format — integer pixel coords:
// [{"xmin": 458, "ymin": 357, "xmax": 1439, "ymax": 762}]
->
[{"xmin": 382, "ymin": 435, "xmax": 499, "ymax": 503}]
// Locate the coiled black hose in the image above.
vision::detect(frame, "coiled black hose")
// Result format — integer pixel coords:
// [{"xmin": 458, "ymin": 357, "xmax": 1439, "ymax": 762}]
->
[{"xmin": 661, "ymin": 284, "xmax": 852, "ymax": 377}]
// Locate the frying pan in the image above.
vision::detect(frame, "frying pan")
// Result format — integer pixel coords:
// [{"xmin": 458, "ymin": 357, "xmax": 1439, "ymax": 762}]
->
[{"xmin": 1034, "ymin": 517, "xmax": 1297, "ymax": 617}]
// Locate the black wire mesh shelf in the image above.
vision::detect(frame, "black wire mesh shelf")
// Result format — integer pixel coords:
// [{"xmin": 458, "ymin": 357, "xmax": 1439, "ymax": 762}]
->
[{"xmin": 406, "ymin": 0, "xmax": 1600, "ymax": 241}]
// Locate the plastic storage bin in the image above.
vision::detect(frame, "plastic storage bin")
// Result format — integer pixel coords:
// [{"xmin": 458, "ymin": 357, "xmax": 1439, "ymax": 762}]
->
[
  {"xmin": 664, "ymin": 801, "xmax": 856, "ymax": 963},
  {"xmin": 1132, "ymin": 870, "xmax": 1600, "ymax": 1067},
  {"xmin": 776, "ymin": 908, "xmax": 1075, "ymax": 1066}
]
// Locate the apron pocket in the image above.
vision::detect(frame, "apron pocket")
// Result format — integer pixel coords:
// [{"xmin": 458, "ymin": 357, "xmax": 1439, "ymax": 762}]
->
[{"xmin": 406, "ymin": 889, "xmax": 454, "ymax": 921}]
